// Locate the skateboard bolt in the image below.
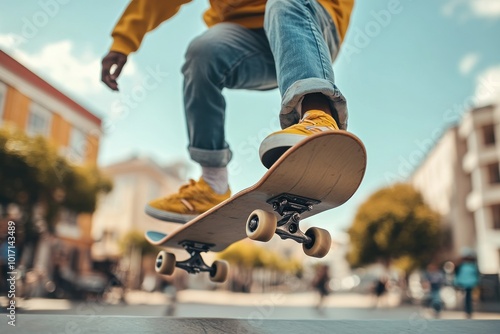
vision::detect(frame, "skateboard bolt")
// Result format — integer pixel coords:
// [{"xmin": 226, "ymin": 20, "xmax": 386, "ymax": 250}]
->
[
  {"xmin": 308, "ymin": 205, "xmax": 313, "ymax": 211},
  {"xmin": 248, "ymin": 216, "xmax": 259, "ymax": 232},
  {"xmin": 289, "ymin": 223, "xmax": 298, "ymax": 234},
  {"xmin": 155, "ymin": 256, "xmax": 163, "ymax": 268}
]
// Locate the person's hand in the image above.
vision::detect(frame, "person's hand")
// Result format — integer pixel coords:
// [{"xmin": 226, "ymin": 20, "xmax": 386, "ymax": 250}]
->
[{"xmin": 101, "ymin": 51, "xmax": 127, "ymax": 91}]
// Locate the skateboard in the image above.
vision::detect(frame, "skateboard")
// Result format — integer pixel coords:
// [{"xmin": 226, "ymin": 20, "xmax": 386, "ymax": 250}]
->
[{"xmin": 145, "ymin": 131, "xmax": 366, "ymax": 283}]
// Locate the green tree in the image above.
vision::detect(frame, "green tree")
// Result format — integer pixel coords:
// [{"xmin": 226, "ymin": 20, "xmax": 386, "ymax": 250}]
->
[
  {"xmin": 217, "ymin": 240, "xmax": 303, "ymax": 292},
  {"xmin": 218, "ymin": 240, "xmax": 302, "ymax": 273},
  {"xmin": 347, "ymin": 183, "xmax": 441, "ymax": 273},
  {"xmin": 119, "ymin": 230, "xmax": 158, "ymax": 256}
]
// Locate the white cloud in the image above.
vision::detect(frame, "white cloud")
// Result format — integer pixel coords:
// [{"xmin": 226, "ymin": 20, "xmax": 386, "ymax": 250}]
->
[
  {"xmin": 474, "ymin": 66, "xmax": 500, "ymax": 106},
  {"xmin": 443, "ymin": 0, "xmax": 500, "ymax": 18},
  {"xmin": 0, "ymin": 36, "xmax": 137, "ymax": 96},
  {"xmin": 0, "ymin": 35, "xmax": 169, "ymax": 133},
  {"xmin": 459, "ymin": 53, "xmax": 480, "ymax": 75},
  {"xmin": 0, "ymin": 33, "xmax": 22, "ymax": 50},
  {"xmin": 470, "ymin": 0, "xmax": 500, "ymax": 18},
  {"xmin": 442, "ymin": 0, "xmax": 463, "ymax": 17},
  {"xmin": 17, "ymin": 41, "xmax": 104, "ymax": 94}
]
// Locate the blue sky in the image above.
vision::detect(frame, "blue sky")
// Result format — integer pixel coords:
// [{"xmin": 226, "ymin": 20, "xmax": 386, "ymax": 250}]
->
[{"xmin": 1, "ymin": 0, "xmax": 500, "ymax": 233}]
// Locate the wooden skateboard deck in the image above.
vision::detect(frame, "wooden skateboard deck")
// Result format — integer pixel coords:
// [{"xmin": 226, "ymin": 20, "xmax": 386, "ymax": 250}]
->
[{"xmin": 146, "ymin": 131, "xmax": 366, "ymax": 254}]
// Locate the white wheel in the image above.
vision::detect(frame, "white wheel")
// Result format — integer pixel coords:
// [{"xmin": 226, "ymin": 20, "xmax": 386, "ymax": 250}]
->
[
  {"xmin": 155, "ymin": 251, "xmax": 176, "ymax": 275},
  {"xmin": 246, "ymin": 209, "xmax": 277, "ymax": 242},
  {"xmin": 210, "ymin": 260, "xmax": 229, "ymax": 283},
  {"xmin": 303, "ymin": 227, "xmax": 331, "ymax": 258}
]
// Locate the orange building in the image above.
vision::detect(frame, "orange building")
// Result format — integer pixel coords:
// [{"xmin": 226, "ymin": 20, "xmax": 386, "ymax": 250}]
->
[
  {"xmin": 0, "ymin": 50, "xmax": 102, "ymax": 275},
  {"xmin": 0, "ymin": 50, "xmax": 100, "ymax": 162}
]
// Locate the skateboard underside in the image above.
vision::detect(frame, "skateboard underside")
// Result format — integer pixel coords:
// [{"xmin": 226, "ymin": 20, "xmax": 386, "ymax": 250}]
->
[{"xmin": 146, "ymin": 131, "xmax": 366, "ymax": 281}]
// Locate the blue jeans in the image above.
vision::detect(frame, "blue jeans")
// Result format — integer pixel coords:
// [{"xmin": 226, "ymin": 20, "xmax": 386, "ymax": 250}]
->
[{"xmin": 182, "ymin": 0, "xmax": 347, "ymax": 167}]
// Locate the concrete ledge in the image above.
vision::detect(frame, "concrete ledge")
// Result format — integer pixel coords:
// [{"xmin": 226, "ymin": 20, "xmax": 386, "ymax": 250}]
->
[{"xmin": 1, "ymin": 315, "xmax": 499, "ymax": 333}]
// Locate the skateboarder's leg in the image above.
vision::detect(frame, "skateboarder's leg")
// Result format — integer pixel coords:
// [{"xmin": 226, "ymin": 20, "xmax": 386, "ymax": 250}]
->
[
  {"xmin": 259, "ymin": 0, "xmax": 348, "ymax": 168},
  {"xmin": 145, "ymin": 23, "xmax": 277, "ymax": 222},
  {"xmin": 182, "ymin": 23, "xmax": 277, "ymax": 168},
  {"xmin": 265, "ymin": 0, "xmax": 347, "ymax": 128}
]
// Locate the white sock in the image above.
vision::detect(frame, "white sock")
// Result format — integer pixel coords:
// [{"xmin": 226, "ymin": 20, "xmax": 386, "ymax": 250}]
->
[{"xmin": 202, "ymin": 167, "xmax": 229, "ymax": 194}]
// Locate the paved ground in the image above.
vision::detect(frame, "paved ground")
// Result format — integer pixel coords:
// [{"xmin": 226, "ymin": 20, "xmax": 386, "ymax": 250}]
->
[
  {"xmin": 2, "ymin": 315, "xmax": 500, "ymax": 334},
  {"xmin": 1, "ymin": 291, "xmax": 500, "ymax": 333},
  {"xmin": 2, "ymin": 290, "xmax": 499, "ymax": 320}
]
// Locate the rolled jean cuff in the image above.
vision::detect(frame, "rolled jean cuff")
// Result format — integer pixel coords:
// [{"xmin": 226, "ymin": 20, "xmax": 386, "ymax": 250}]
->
[
  {"xmin": 280, "ymin": 78, "xmax": 348, "ymax": 130},
  {"xmin": 188, "ymin": 146, "xmax": 233, "ymax": 167}
]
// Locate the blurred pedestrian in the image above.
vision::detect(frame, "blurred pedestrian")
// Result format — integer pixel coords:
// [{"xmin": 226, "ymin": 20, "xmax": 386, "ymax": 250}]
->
[
  {"xmin": 372, "ymin": 275, "xmax": 388, "ymax": 308},
  {"xmin": 454, "ymin": 249, "xmax": 480, "ymax": 319},
  {"xmin": 312, "ymin": 264, "xmax": 330, "ymax": 311},
  {"xmin": 423, "ymin": 263, "xmax": 445, "ymax": 318},
  {"xmin": 162, "ymin": 270, "xmax": 188, "ymax": 316}
]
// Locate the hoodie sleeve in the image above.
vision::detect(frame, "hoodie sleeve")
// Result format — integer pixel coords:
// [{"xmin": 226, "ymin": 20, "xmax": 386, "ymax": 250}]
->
[{"xmin": 110, "ymin": 0, "xmax": 192, "ymax": 55}]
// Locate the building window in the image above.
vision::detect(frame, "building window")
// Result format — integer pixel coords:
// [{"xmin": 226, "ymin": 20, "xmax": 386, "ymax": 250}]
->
[
  {"xmin": 0, "ymin": 81, "xmax": 6, "ymax": 121},
  {"xmin": 482, "ymin": 124, "xmax": 496, "ymax": 146},
  {"xmin": 491, "ymin": 204, "xmax": 500, "ymax": 230},
  {"xmin": 67, "ymin": 128, "xmax": 87, "ymax": 164},
  {"xmin": 487, "ymin": 163, "xmax": 500, "ymax": 184},
  {"xmin": 27, "ymin": 102, "xmax": 52, "ymax": 136}
]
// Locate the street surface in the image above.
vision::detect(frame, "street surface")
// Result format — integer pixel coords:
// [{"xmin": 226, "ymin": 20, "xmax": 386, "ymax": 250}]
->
[
  {"xmin": 2, "ymin": 290, "xmax": 499, "ymax": 319},
  {"xmin": 1, "ymin": 290, "xmax": 500, "ymax": 333}
]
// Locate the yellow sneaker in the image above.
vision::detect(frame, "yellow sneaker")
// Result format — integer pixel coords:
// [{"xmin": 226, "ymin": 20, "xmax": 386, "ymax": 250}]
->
[
  {"xmin": 259, "ymin": 110, "xmax": 339, "ymax": 168},
  {"xmin": 145, "ymin": 178, "xmax": 231, "ymax": 223}
]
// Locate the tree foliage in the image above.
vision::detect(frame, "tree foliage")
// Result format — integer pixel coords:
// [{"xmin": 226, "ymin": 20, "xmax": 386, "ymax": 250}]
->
[
  {"xmin": 0, "ymin": 127, "xmax": 112, "ymax": 230},
  {"xmin": 119, "ymin": 230, "xmax": 159, "ymax": 256},
  {"xmin": 347, "ymin": 183, "xmax": 442, "ymax": 272},
  {"xmin": 217, "ymin": 240, "xmax": 302, "ymax": 274}
]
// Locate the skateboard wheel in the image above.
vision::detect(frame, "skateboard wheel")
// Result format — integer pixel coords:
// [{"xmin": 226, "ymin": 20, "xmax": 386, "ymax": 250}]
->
[
  {"xmin": 155, "ymin": 251, "xmax": 176, "ymax": 275},
  {"xmin": 303, "ymin": 227, "xmax": 331, "ymax": 258},
  {"xmin": 210, "ymin": 260, "xmax": 229, "ymax": 283},
  {"xmin": 246, "ymin": 209, "xmax": 277, "ymax": 242}
]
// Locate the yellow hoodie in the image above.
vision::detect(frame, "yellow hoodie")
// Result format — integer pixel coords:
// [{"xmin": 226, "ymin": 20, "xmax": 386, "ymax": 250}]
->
[{"xmin": 111, "ymin": 0, "xmax": 355, "ymax": 56}]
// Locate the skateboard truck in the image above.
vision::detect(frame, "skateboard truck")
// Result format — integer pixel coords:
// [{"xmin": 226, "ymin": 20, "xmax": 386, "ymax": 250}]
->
[
  {"xmin": 275, "ymin": 212, "xmax": 311, "ymax": 244},
  {"xmin": 175, "ymin": 242, "xmax": 213, "ymax": 274},
  {"xmin": 269, "ymin": 194, "xmax": 320, "ymax": 216},
  {"xmin": 155, "ymin": 241, "xmax": 229, "ymax": 283},
  {"xmin": 247, "ymin": 193, "xmax": 332, "ymax": 258},
  {"xmin": 267, "ymin": 194, "xmax": 320, "ymax": 245}
]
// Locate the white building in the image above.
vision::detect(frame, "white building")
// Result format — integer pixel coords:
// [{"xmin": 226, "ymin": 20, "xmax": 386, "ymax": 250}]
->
[
  {"xmin": 91, "ymin": 156, "xmax": 190, "ymax": 260},
  {"xmin": 411, "ymin": 104, "xmax": 500, "ymax": 276},
  {"xmin": 459, "ymin": 105, "xmax": 500, "ymax": 274}
]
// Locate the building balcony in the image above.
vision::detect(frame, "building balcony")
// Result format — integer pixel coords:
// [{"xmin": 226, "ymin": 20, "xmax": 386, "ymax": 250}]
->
[
  {"xmin": 467, "ymin": 185, "xmax": 500, "ymax": 212},
  {"xmin": 463, "ymin": 145, "xmax": 498, "ymax": 173},
  {"xmin": 466, "ymin": 191, "xmax": 481, "ymax": 212}
]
